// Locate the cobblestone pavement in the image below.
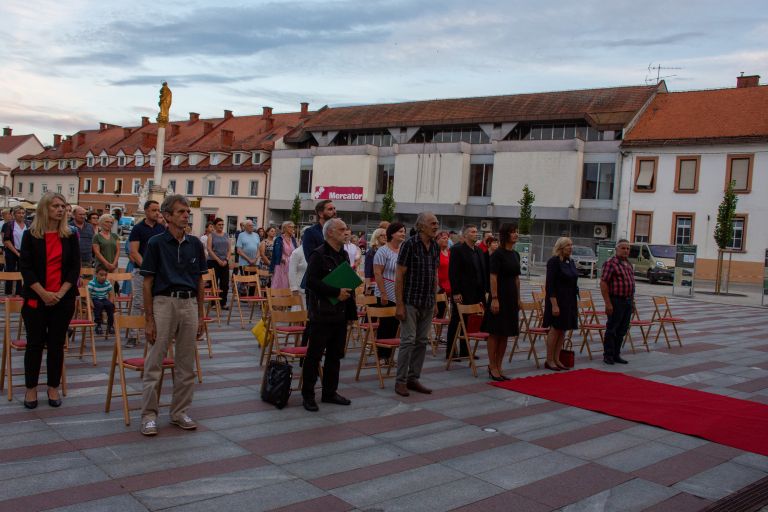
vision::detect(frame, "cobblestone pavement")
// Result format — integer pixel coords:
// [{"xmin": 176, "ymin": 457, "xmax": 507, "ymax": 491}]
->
[{"xmin": 1, "ymin": 282, "xmax": 767, "ymax": 511}]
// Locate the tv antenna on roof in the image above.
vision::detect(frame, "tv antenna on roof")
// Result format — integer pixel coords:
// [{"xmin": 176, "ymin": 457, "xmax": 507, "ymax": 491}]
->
[{"xmin": 645, "ymin": 63, "xmax": 682, "ymax": 84}]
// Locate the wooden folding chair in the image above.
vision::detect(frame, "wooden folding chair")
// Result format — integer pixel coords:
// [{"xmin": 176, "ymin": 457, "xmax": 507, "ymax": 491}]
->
[
  {"xmin": 509, "ymin": 300, "xmax": 547, "ymax": 368},
  {"xmin": 107, "ymin": 272, "xmax": 133, "ymax": 315},
  {"xmin": 578, "ymin": 298, "xmax": 605, "ymax": 360},
  {"xmin": 228, "ymin": 274, "xmax": 267, "ymax": 328},
  {"xmin": 626, "ymin": 302, "xmax": 653, "ymax": 353},
  {"xmin": 79, "ymin": 267, "xmax": 95, "ymax": 281},
  {"xmin": 266, "ymin": 308, "xmax": 308, "ymax": 390},
  {"xmin": 579, "ymin": 289, "xmax": 608, "ymax": 318},
  {"xmin": 262, "ymin": 290, "xmax": 305, "ymax": 366},
  {"xmin": 651, "ymin": 296, "xmax": 685, "ymax": 348},
  {"xmin": 446, "ymin": 303, "xmax": 488, "ymax": 377},
  {"xmin": 430, "ymin": 293, "xmax": 450, "ymax": 356},
  {"xmin": 355, "ymin": 305, "xmax": 399, "ymax": 387},
  {"xmin": 202, "ymin": 269, "xmax": 222, "ymax": 325},
  {"xmin": 67, "ymin": 286, "xmax": 98, "ymax": 365},
  {"xmin": 105, "ymin": 315, "xmax": 175, "ymax": 425},
  {"xmin": 346, "ymin": 294, "xmax": 378, "ymax": 352}
]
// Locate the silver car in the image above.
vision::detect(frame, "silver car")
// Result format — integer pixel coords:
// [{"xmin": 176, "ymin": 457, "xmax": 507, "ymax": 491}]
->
[{"xmin": 572, "ymin": 245, "xmax": 598, "ymax": 277}]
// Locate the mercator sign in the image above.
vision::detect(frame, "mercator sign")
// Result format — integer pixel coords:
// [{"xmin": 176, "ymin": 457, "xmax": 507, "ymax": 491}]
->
[{"xmin": 313, "ymin": 186, "xmax": 364, "ymax": 201}]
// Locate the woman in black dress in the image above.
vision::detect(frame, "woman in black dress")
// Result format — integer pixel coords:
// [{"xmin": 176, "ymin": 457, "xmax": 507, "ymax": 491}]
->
[
  {"xmin": 543, "ymin": 237, "xmax": 579, "ymax": 371},
  {"xmin": 486, "ymin": 223, "xmax": 522, "ymax": 381}
]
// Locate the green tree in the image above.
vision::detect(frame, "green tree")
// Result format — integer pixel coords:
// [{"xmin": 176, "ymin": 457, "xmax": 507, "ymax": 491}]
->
[
  {"xmin": 381, "ymin": 184, "xmax": 396, "ymax": 223},
  {"xmin": 713, "ymin": 180, "xmax": 738, "ymax": 294},
  {"xmin": 518, "ymin": 184, "xmax": 535, "ymax": 235},
  {"xmin": 290, "ymin": 194, "xmax": 301, "ymax": 228}
]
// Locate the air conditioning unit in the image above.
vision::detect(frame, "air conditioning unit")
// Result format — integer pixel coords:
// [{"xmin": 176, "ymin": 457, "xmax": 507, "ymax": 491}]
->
[
  {"xmin": 593, "ymin": 224, "xmax": 609, "ymax": 238},
  {"xmin": 308, "ymin": 214, "xmax": 317, "ymax": 223},
  {"xmin": 479, "ymin": 219, "xmax": 493, "ymax": 232}
]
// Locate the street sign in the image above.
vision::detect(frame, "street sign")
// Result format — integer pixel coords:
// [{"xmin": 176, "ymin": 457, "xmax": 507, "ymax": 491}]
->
[{"xmin": 673, "ymin": 244, "xmax": 697, "ymax": 296}]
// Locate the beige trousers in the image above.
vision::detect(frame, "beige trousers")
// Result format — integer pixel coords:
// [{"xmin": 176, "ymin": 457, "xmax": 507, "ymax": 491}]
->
[{"xmin": 140, "ymin": 295, "xmax": 198, "ymax": 422}]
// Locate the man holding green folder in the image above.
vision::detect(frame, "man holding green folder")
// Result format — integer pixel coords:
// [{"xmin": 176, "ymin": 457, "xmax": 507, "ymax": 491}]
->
[{"xmin": 302, "ymin": 217, "xmax": 359, "ymax": 412}]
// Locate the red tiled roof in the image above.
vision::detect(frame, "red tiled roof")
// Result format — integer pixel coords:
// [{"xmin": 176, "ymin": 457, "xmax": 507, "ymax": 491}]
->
[
  {"xmin": 294, "ymin": 85, "xmax": 659, "ymax": 133},
  {"xmin": 624, "ymin": 85, "xmax": 768, "ymax": 145},
  {"xmin": 0, "ymin": 134, "xmax": 41, "ymax": 153}
]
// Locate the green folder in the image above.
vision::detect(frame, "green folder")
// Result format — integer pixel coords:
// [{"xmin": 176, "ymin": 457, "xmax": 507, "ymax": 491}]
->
[{"xmin": 322, "ymin": 261, "xmax": 363, "ymax": 304}]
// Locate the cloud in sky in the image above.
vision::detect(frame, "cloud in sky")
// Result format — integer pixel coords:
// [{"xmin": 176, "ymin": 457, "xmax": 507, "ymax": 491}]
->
[{"xmin": 1, "ymin": 0, "xmax": 767, "ymax": 142}]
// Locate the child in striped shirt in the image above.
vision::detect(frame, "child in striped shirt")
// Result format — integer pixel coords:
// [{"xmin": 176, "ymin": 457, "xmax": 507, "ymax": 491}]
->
[{"xmin": 88, "ymin": 266, "xmax": 115, "ymax": 335}]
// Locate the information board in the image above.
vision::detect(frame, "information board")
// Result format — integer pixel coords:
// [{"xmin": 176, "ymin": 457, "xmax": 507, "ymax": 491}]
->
[
  {"xmin": 596, "ymin": 241, "xmax": 615, "ymax": 279},
  {"xmin": 517, "ymin": 235, "xmax": 532, "ymax": 278},
  {"xmin": 673, "ymin": 244, "xmax": 697, "ymax": 296}
]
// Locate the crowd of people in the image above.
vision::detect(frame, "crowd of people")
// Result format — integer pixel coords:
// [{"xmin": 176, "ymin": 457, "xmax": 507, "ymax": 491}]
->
[{"xmin": 3, "ymin": 194, "xmax": 637, "ymax": 436}]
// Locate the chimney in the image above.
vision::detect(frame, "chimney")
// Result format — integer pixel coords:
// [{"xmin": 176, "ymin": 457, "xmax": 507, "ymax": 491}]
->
[
  {"xmin": 53, "ymin": 134, "xmax": 62, "ymax": 146},
  {"xmin": 736, "ymin": 73, "xmax": 760, "ymax": 88},
  {"xmin": 123, "ymin": 127, "xmax": 133, "ymax": 138},
  {"xmin": 189, "ymin": 112, "xmax": 199, "ymax": 124},
  {"xmin": 220, "ymin": 129, "xmax": 234, "ymax": 147},
  {"xmin": 300, "ymin": 102, "xmax": 309, "ymax": 117},
  {"xmin": 141, "ymin": 116, "xmax": 150, "ymax": 127},
  {"xmin": 265, "ymin": 117, "xmax": 274, "ymax": 131},
  {"xmin": 203, "ymin": 121, "xmax": 214, "ymax": 135},
  {"xmin": 171, "ymin": 124, "xmax": 180, "ymax": 137},
  {"xmin": 61, "ymin": 138, "xmax": 73, "ymax": 154},
  {"xmin": 224, "ymin": 109, "xmax": 233, "ymax": 120},
  {"xmin": 2, "ymin": 127, "xmax": 11, "ymax": 136},
  {"xmin": 262, "ymin": 106, "xmax": 273, "ymax": 119},
  {"xmin": 76, "ymin": 132, "xmax": 86, "ymax": 147}
]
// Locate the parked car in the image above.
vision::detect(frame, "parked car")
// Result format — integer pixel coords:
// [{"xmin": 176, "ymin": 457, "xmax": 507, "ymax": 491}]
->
[
  {"xmin": 571, "ymin": 245, "xmax": 598, "ymax": 277},
  {"xmin": 118, "ymin": 216, "xmax": 135, "ymax": 236},
  {"xmin": 627, "ymin": 243, "xmax": 676, "ymax": 284}
]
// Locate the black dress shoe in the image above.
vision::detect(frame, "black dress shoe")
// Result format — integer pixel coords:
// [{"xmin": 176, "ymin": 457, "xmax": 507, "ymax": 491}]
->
[
  {"xmin": 603, "ymin": 356, "xmax": 615, "ymax": 365},
  {"xmin": 303, "ymin": 396, "xmax": 319, "ymax": 412},
  {"xmin": 47, "ymin": 390, "xmax": 62, "ymax": 407},
  {"xmin": 321, "ymin": 393, "xmax": 351, "ymax": 406},
  {"xmin": 613, "ymin": 356, "xmax": 628, "ymax": 364},
  {"xmin": 544, "ymin": 362, "xmax": 562, "ymax": 371},
  {"xmin": 23, "ymin": 399, "xmax": 38, "ymax": 409},
  {"xmin": 488, "ymin": 368, "xmax": 505, "ymax": 382}
]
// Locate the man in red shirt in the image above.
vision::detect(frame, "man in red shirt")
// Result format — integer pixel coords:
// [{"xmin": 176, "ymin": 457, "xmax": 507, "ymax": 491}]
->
[{"xmin": 599, "ymin": 239, "xmax": 635, "ymax": 365}]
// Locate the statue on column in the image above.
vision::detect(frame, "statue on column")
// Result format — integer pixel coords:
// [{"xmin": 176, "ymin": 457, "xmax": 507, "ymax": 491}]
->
[{"xmin": 157, "ymin": 81, "xmax": 172, "ymax": 126}]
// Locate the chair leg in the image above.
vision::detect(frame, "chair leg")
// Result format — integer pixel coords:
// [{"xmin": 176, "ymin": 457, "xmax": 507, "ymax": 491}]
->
[
  {"xmin": 105, "ymin": 347, "xmax": 118, "ymax": 412},
  {"xmin": 194, "ymin": 344, "xmax": 203, "ymax": 384},
  {"xmin": 672, "ymin": 323, "xmax": 683, "ymax": 347},
  {"xmin": 90, "ymin": 329, "xmax": 97, "ymax": 366},
  {"xmin": 119, "ymin": 364, "xmax": 131, "ymax": 425}
]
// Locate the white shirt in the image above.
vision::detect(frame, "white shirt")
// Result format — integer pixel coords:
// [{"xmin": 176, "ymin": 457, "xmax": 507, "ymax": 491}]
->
[
  {"xmin": 344, "ymin": 242, "xmax": 360, "ymax": 269},
  {"xmin": 288, "ymin": 246, "xmax": 308, "ymax": 292},
  {"xmin": 12, "ymin": 221, "xmax": 26, "ymax": 250}
]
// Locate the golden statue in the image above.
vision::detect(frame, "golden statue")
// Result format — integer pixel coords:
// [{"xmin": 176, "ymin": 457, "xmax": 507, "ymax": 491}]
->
[{"xmin": 157, "ymin": 81, "xmax": 172, "ymax": 126}]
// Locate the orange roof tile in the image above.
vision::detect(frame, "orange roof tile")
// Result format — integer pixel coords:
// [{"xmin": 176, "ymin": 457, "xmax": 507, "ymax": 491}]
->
[
  {"xmin": 624, "ymin": 85, "xmax": 768, "ymax": 145},
  {"xmin": 0, "ymin": 134, "xmax": 42, "ymax": 153}
]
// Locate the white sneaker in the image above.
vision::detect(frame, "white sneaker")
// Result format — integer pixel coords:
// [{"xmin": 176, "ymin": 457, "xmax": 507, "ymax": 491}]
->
[
  {"xmin": 140, "ymin": 419, "xmax": 158, "ymax": 436},
  {"xmin": 170, "ymin": 414, "xmax": 197, "ymax": 430}
]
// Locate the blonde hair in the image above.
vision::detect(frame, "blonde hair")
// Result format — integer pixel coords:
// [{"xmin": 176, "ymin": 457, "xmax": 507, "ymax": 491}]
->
[
  {"xmin": 370, "ymin": 228, "xmax": 386, "ymax": 250},
  {"xmin": 98, "ymin": 213, "xmax": 114, "ymax": 228},
  {"xmin": 552, "ymin": 237, "xmax": 573, "ymax": 258},
  {"xmin": 29, "ymin": 192, "xmax": 72, "ymax": 238}
]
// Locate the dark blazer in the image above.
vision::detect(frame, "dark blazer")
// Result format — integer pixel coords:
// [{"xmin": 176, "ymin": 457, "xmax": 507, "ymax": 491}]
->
[
  {"xmin": 448, "ymin": 242, "xmax": 489, "ymax": 305},
  {"xmin": 305, "ymin": 242, "xmax": 356, "ymax": 323},
  {"xmin": 19, "ymin": 230, "xmax": 81, "ymax": 301}
]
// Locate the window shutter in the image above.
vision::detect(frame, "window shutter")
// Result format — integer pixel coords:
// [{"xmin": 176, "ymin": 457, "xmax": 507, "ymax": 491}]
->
[
  {"xmin": 636, "ymin": 160, "xmax": 655, "ymax": 188},
  {"xmin": 678, "ymin": 160, "xmax": 696, "ymax": 190}
]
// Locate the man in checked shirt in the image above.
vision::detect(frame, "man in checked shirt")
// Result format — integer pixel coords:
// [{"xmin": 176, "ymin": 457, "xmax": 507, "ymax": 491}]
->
[{"xmin": 599, "ymin": 239, "xmax": 635, "ymax": 365}]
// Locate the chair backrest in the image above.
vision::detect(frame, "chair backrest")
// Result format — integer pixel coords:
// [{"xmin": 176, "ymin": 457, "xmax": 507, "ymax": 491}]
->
[
  {"xmin": 232, "ymin": 273, "xmax": 263, "ymax": 299},
  {"xmin": 651, "ymin": 296, "xmax": 671, "ymax": 320},
  {"xmin": 107, "ymin": 272, "xmax": 133, "ymax": 285},
  {"xmin": 3, "ymin": 297, "xmax": 23, "ymax": 344},
  {"xmin": 435, "ymin": 293, "xmax": 448, "ymax": 304},
  {"xmin": 579, "ymin": 289, "xmax": 593, "ymax": 301},
  {"xmin": 356, "ymin": 294, "xmax": 378, "ymax": 307},
  {"xmin": 242, "ymin": 265, "xmax": 260, "ymax": 275},
  {"xmin": 268, "ymin": 287, "xmax": 293, "ymax": 298},
  {"xmin": 267, "ymin": 289, "xmax": 303, "ymax": 310},
  {"xmin": 202, "ymin": 269, "xmax": 219, "ymax": 294},
  {"xmin": 113, "ymin": 315, "xmax": 147, "ymax": 362},
  {"xmin": 456, "ymin": 302, "xmax": 484, "ymax": 316},
  {"xmin": 0, "ymin": 271, "xmax": 22, "ymax": 283},
  {"xmin": 270, "ymin": 309, "xmax": 307, "ymax": 324},
  {"xmin": 77, "ymin": 286, "xmax": 94, "ymax": 321},
  {"xmin": 366, "ymin": 305, "xmax": 397, "ymax": 321},
  {"xmin": 532, "ymin": 290, "xmax": 546, "ymax": 304}
]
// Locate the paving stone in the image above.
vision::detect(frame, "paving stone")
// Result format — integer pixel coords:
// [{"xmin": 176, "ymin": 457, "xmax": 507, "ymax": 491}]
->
[
  {"xmin": 45, "ymin": 494, "xmax": 150, "ymax": 512},
  {"xmin": 441, "ymin": 440, "xmax": 550, "ymax": 475},
  {"xmin": 0, "ymin": 464, "xmax": 109, "ymax": 501},
  {"xmin": 673, "ymin": 461, "xmax": 768, "ymax": 500},
  {"xmin": 559, "ymin": 478, "xmax": 679, "ymax": 512},
  {"xmin": 282, "ymin": 443, "xmax": 412, "ymax": 480},
  {"xmin": 597, "ymin": 441, "xmax": 685, "ymax": 472},
  {"xmin": 371, "ymin": 476, "xmax": 503, "ymax": 512},
  {"xmin": 476, "ymin": 451, "xmax": 587, "ymax": 490},
  {"xmin": 390, "ymin": 424, "xmax": 495, "ymax": 454},
  {"xmin": 558, "ymin": 431, "xmax": 646, "ymax": 460},
  {"xmin": 732, "ymin": 452, "xmax": 768, "ymax": 472}
]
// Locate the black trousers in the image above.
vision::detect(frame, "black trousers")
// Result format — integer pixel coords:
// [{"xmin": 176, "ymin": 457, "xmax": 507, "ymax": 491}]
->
[
  {"xmin": 4, "ymin": 250, "xmax": 21, "ymax": 295},
  {"xmin": 93, "ymin": 298, "xmax": 115, "ymax": 327},
  {"xmin": 23, "ymin": 296, "xmax": 76, "ymax": 389},
  {"xmin": 302, "ymin": 321, "xmax": 346, "ymax": 399},
  {"xmin": 376, "ymin": 298, "xmax": 398, "ymax": 358},
  {"xmin": 603, "ymin": 296, "xmax": 633, "ymax": 358},
  {"xmin": 209, "ymin": 260, "xmax": 230, "ymax": 306}
]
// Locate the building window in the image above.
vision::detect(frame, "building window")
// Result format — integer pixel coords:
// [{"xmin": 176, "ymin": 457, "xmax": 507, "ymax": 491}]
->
[
  {"xmin": 331, "ymin": 131, "xmax": 396, "ymax": 147},
  {"xmin": 97, "ymin": 178, "xmax": 105, "ymax": 193},
  {"xmin": 70, "ymin": 159, "xmax": 77, "ymax": 168},
  {"xmin": 299, "ymin": 165, "xmax": 313, "ymax": 194},
  {"xmin": 84, "ymin": 179, "xmax": 91, "ymax": 193},
  {"xmin": 56, "ymin": 184, "xmax": 62, "ymax": 194},
  {"xmin": 17, "ymin": 182, "xmax": 22, "ymax": 194},
  {"xmin": 675, "ymin": 156, "xmax": 700, "ymax": 193},
  {"xmin": 727, "ymin": 215, "xmax": 747, "ymax": 251},
  {"xmin": 632, "ymin": 211, "xmax": 653, "ymax": 243},
  {"xmin": 414, "ymin": 127, "xmax": 489, "ymax": 144},
  {"xmin": 86, "ymin": 156, "xmax": 94, "ymax": 167},
  {"xmin": 581, "ymin": 162, "xmax": 615, "ymax": 200},
  {"xmin": 230, "ymin": 180, "xmax": 239, "ymax": 196},
  {"xmin": 672, "ymin": 213, "xmax": 694, "ymax": 245},
  {"xmin": 118, "ymin": 156, "xmax": 125, "ymax": 166},
  {"xmin": 58, "ymin": 160, "xmax": 66, "ymax": 169},
  {"xmin": 114, "ymin": 179, "xmax": 123, "ymax": 194},
  {"xmin": 469, "ymin": 163, "xmax": 493, "ymax": 197},
  {"xmin": 252, "ymin": 152, "xmax": 261, "ymax": 164},
  {"xmin": 226, "ymin": 216, "xmax": 238, "ymax": 236},
  {"xmin": 233, "ymin": 153, "xmax": 242, "ymax": 165},
  {"xmin": 42, "ymin": 184, "xmax": 48, "ymax": 193},
  {"xmin": 100, "ymin": 156, "xmax": 108, "ymax": 166},
  {"xmin": 167, "ymin": 180, "xmax": 176, "ymax": 193},
  {"xmin": 207, "ymin": 180, "xmax": 216, "ymax": 196},
  {"xmin": 186, "ymin": 179, "xmax": 194, "ymax": 195},
  {"xmin": 29, "ymin": 183, "xmax": 34, "ymax": 194},
  {"xmin": 376, "ymin": 163, "xmax": 395, "ymax": 194},
  {"xmin": 249, "ymin": 180, "xmax": 259, "ymax": 196},
  {"xmin": 132, "ymin": 179, "xmax": 141, "ymax": 194},
  {"xmin": 135, "ymin": 154, "xmax": 144, "ymax": 166},
  {"xmin": 725, "ymin": 154, "xmax": 753, "ymax": 193},
  {"xmin": 147, "ymin": 179, "xmax": 154, "ymax": 188},
  {"xmin": 634, "ymin": 157, "xmax": 657, "ymax": 192},
  {"xmin": 69, "ymin": 184, "xmax": 75, "ymax": 196},
  {"xmin": 246, "ymin": 216, "xmax": 258, "ymax": 227}
]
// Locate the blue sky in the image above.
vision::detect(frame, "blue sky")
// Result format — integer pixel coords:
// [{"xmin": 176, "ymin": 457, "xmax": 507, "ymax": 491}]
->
[{"xmin": 1, "ymin": 0, "xmax": 766, "ymax": 145}]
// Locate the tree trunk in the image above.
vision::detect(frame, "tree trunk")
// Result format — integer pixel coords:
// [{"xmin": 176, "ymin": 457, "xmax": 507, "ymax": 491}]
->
[{"xmin": 714, "ymin": 250, "xmax": 723, "ymax": 294}]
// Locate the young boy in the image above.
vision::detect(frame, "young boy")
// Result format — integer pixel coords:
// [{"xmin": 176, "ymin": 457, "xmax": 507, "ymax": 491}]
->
[{"xmin": 88, "ymin": 266, "xmax": 116, "ymax": 335}]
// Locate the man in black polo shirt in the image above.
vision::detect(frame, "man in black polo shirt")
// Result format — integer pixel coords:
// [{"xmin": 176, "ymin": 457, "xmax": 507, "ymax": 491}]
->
[
  {"xmin": 139, "ymin": 195, "xmax": 207, "ymax": 436},
  {"xmin": 129, "ymin": 200, "xmax": 165, "ymax": 316}
]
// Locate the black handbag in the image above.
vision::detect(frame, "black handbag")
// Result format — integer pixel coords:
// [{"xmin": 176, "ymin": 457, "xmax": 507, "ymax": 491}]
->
[{"xmin": 261, "ymin": 355, "xmax": 293, "ymax": 409}]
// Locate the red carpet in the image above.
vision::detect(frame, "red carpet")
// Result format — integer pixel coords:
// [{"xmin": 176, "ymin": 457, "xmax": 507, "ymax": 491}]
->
[{"xmin": 493, "ymin": 368, "xmax": 768, "ymax": 456}]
